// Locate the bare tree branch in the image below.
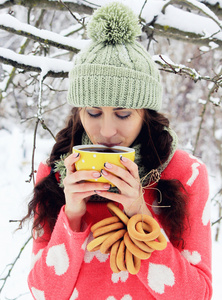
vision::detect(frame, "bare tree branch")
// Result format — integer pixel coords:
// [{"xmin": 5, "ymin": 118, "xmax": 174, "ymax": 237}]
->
[
  {"xmin": 0, "ymin": 14, "xmax": 87, "ymax": 53},
  {"xmin": 1, "ymin": 1, "xmax": 221, "ymax": 49},
  {"xmin": 0, "ymin": 48, "xmax": 72, "ymax": 77},
  {"xmin": 4, "ymin": 9, "xmax": 46, "ymax": 92},
  {"xmin": 162, "ymin": 0, "xmax": 222, "ymax": 30},
  {"xmin": 154, "ymin": 55, "xmax": 222, "ymax": 85},
  {"xmin": 193, "ymin": 67, "xmax": 222, "ymax": 154},
  {"xmin": 0, "ymin": 0, "xmax": 96, "ymax": 14},
  {"xmin": 143, "ymin": 23, "xmax": 222, "ymax": 48}
]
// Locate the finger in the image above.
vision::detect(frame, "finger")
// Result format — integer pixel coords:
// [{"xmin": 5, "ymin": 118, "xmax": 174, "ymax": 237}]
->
[
  {"xmin": 103, "ymin": 162, "xmax": 140, "ymax": 188},
  {"xmin": 64, "ymin": 170, "xmax": 101, "ymax": 185},
  {"xmin": 67, "ymin": 181, "xmax": 111, "ymax": 194},
  {"xmin": 120, "ymin": 156, "xmax": 140, "ymax": 180},
  {"xmin": 69, "ymin": 190, "xmax": 96, "ymax": 201},
  {"xmin": 64, "ymin": 152, "xmax": 80, "ymax": 175},
  {"xmin": 94, "ymin": 190, "xmax": 129, "ymax": 207},
  {"xmin": 101, "ymin": 169, "xmax": 139, "ymax": 198}
]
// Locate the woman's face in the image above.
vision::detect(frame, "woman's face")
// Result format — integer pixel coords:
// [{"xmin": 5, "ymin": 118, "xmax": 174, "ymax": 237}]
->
[{"xmin": 79, "ymin": 107, "xmax": 144, "ymax": 147}]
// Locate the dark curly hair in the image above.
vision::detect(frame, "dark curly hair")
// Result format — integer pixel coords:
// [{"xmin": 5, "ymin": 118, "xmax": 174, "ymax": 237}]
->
[{"xmin": 20, "ymin": 108, "xmax": 188, "ymax": 247}]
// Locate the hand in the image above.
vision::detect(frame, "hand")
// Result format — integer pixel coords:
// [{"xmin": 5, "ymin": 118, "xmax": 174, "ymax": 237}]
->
[
  {"xmin": 63, "ymin": 153, "xmax": 111, "ymax": 229},
  {"xmin": 95, "ymin": 157, "xmax": 152, "ymax": 217}
]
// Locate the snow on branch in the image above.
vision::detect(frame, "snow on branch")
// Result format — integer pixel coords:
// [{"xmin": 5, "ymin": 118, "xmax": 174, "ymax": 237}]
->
[
  {"xmin": 140, "ymin": 0, "xmax": 222, "ymax": 48},
  {"xmin": 0, "ymin": 47, "xmax": 73, "ymax": 77},
  {"xmin": 154, "ymin": 54, "xmax": 222, "ymax": 87},
  {"xmin": 162, "ymin": 0, "xmax": 222, "ymax": 30},
  {"xmin": 0, "ymin": 14, "xmax": 89, "ymax": 53}
]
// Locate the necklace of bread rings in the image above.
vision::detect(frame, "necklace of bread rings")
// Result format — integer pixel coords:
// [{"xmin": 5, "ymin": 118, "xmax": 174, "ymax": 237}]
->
[{"xmin": 87, "ymin": 202, "xmax": 167, "ymax": 275}]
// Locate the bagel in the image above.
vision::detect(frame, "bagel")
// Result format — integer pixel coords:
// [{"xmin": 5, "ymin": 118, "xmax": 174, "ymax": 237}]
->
[
  {"xmin": 110, "ymin": 240, "xmax": 121, "ymax": 273},
  {"xmin": 107, "ymin": 202, "xmax": 129, "ymax": 225},
  {"xmin": 124, "ymin": 232, "xmax": 152, "ymax": 260},
  {"xmin": 127, "ymin": 214, "xmax": 160, "ymax": 242},
  {"xmin": 125, "ymin": 248, "xmax": 141, "ymax": 275},
  {"xmin": 91, "ymin": 216, "xmax": 120, "ymax": 232},
  {"xmin": 146, "ymin": 232, "xmax": 167, "ymax": 251},
  {"xmin": 130, "ymin": 236, "xmax": 155, "ymax": 253},
  {"xmin": 87, "ymin": 232, "xmax": 114, "ymax": 252},
  {"xmin": 100, "ymin": 229, "xmax": 126, "ymax": 254},
  {"xmin": 136, "ymin": 222, "xmax": 167, "ymax": 251},
  {"xmin": 93, "ymin": 222, "xmax": 125, "ymax": 238},
  {"xmin": 116, "ymin": 240, "xmax": 127, "ymax": 271},
  {"xmin": 136, "ymin": 221, "xmax": 152, "ymax": 234}
]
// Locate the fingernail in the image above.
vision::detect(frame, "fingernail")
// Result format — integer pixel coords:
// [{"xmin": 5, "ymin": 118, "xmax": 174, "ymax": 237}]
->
[
  {"xmin": 120, "ymin": 155, "xmax": 128, "ymax": 162},
  {"xmin": 104, "ymin": 162, "xmax": 112, "ymax": 169},
  {"xmin": 92, "ymin": 172, "xmax": 101, "ymax": 178},
  {"xmin": 101, "ymin": 169, "xmax": 108, "ymax": 176},
  {"xmin": 73, "ymin": 152, "xmax": 80, "ymax": 158}
]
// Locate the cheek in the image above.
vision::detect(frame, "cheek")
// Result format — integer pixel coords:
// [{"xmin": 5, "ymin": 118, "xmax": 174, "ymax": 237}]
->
[
  {"xmin": 84, "ymin": 120, "xmax": 100, "ymax": 135},
  {"xmin": 122, "ymin": 120, "xmax": 142, "ymax": 138}
]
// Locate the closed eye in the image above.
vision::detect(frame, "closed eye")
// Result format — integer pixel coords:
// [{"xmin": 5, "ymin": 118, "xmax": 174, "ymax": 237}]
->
[
  {"xmin": 87, "ymin": 111, "xmax": 102, "ymax": 118},
  {"xmin": 115, "ymin": 113, "xmax": 131, "ymax": 119}
]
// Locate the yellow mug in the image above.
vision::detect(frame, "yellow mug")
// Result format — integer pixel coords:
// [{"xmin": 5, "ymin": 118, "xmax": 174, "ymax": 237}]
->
[{"xmin": 73, "ymin": 144, "xmax": 135, "ymax": 185}]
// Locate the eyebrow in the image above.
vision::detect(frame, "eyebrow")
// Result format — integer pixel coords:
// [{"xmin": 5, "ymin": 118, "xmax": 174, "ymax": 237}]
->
[{"xmin": 92, "ymin": 107, "xmax": 125, "ymax": 111}]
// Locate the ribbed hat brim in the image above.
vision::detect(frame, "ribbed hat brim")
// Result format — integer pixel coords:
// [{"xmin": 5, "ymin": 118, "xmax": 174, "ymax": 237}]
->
[{"xmin": 67, "ymin": 64, "xmax": 162, "ymax": 110}]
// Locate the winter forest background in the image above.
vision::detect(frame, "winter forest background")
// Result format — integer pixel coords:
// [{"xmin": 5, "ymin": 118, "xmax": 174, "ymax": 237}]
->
[{"xmin": 0, "ymin": 0, "xmax": 222, "ymax": 299}]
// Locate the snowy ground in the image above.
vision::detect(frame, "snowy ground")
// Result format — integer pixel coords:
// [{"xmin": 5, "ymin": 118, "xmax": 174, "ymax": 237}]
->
[{"xmin": 0, "ymin": 127, "xmax": 221, "ymax": 300}]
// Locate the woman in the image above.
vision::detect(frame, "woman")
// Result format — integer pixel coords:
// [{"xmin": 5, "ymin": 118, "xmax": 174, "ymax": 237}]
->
[{"xmin": 24, "ymin": 2, "xmax": 212, "ymax": 299}]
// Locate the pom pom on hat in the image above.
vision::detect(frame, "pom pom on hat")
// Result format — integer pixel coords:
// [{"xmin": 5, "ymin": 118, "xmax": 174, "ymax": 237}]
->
[{"xmin": 87, "ymin": 2, "xmax": 141, "ymax": 45}]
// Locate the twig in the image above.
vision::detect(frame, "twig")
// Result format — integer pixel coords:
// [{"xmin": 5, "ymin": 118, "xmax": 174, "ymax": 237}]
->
[
  {"xmin": 26, "ymin": 118, "xmax": 40, "ymax": 185},
  {"xmin": 212, "ymin": 216, "xmax": 222, "ymax": 226},
  {"xmin": 59, "ymin": 0, "xmax": 86, "ymax": 27},
  {"xmin": 40, "ymin": 119, "xmax": 56, "ymax": 140},
  {"xmin": 139, "ymin": 0, "xmax": 147, "ymax": 20},
  {"xmin": 0, "ymin": 236, "xmax": 32, "ymax": 293},
  {"xmin": 159, "ymin": 55, "xmax": 177, "ymax": 74},
  {"xmin": 27, "ymin": 74, "xmax": 45, "ymax": 185},
  {"xmin": 156, "ymin": 55, "xmax": 222, "ymax": 86},
  {"xmin": 193, "ymin": 68, "xmax": 222, "ymax": 154}
]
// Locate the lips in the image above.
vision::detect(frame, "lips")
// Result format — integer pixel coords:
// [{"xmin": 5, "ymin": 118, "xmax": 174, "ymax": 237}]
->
[{"xmin": 99, "ymin": 142, "xmax": 121, "ymax": 147}]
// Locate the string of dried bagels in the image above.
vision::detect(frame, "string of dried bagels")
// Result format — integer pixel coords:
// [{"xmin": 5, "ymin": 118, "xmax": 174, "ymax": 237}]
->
[{"xmin": 87, "ymin": 202, "xmax": 167, "ymax": 275}]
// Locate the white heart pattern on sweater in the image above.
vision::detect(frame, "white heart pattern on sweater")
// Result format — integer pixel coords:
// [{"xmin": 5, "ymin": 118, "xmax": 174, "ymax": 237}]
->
[
  {"xmin": 111, "ymin": 271, "xmax": 129, "ymax": 283},
  {"xmin": 181, "ymin": 250, "xmax": 201, "ymax": 265},
  {"xmin": 70, "ymin": 287, "xmax": 79, "ymax": 300},
  {"xmin": 84, "ymin": 249, "xmax": 109, "ymax": 264},
  {"xmin": 81, "ymin": 235, "xmax": 90, "ymax": 251},
  {"xmin": 31, "ymin": 287, "xmax": 45, "ymax": 300},
  {"xmin": 148, "ymin": 263, "xmax": 175, "ymax": 294},
  {"xmin": 33, "ymin": 226, "xmax": 44, "ymax": 240},
  {"xmin": 186, "ymin": 162, "xmax": 200, "ymax": 186},
  {"xmin": 106, "ymin": 295, "xmax": 132, "ymax": 300},
  {"xmin": 202, "ymin": 197, "xmax": 211, "ymax": 226},
  {"xmin": 46, "ymin": 243, "xmax": 69, "ymax": 275},
  {"xmin": 84, "ymin": 232, "xmax": 109, "ymax": 263},
  {"xmin": 30, "ymin": 248, "xmax": 44, "ymax": 270}
]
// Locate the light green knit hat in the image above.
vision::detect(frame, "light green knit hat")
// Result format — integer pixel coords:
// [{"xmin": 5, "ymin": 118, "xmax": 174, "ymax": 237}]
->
[{"xmin": 67, "ymin": 2, "xmax": 162, "ymax": 110}]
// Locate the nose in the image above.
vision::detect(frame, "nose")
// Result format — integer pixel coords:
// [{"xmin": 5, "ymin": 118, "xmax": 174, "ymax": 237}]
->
[{"xmin": 100, "ymin": 117, "xmax": 117, "ymax": 138}]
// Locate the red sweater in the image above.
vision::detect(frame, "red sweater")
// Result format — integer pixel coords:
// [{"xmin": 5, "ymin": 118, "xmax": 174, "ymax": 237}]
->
[{"xmin": 28, "ymin": 150, "xmax": 212, "ymax": 300}]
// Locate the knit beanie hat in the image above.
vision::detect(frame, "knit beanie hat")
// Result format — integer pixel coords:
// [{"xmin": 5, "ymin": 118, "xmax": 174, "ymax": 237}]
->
[{"xmin": 67, "ymin": 2, "xmax": 162, "ymax": 110}]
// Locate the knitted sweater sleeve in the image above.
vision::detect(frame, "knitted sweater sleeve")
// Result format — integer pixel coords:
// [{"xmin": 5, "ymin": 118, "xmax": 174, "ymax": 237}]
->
[
  {"xmin": 28, "ymin": 163, "xmax": 92, "ymax": 300},
  {"xmin": 135, "ymin": 152, "xmax": 212, "ymax": 299}
]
